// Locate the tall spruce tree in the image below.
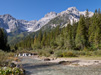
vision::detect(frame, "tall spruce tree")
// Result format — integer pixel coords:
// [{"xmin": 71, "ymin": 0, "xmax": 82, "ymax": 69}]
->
[
  {"xmin": 94, "ymin": 14, "xmax": 101, "ymax": 49},
  {"xmin": 98, "ymin": 8, "xmax": 101, "ymax": 14},
  {"xmin": 88, "ymin": 14, "xmax": 101, "ymax": 49},
  {"xmin": 75, "ymin": 16, "xmax": 87, "ymax": 50},
  {"xmin": 72, "ymin": 22, "xmax": 78, "ymax": 48},
  {"xmin": 0, "ymin": 28, "xmax": 9, "ymax": 51},
  {"xmin": 41, "ymin": 32, "xmax": 46, "ymax": 46},
  {"xmin": 66, "ymin": 23, "xmax": 73, "ymax": 49}
]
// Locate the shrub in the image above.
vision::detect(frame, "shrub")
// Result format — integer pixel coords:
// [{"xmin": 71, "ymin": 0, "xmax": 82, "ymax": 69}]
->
[
  {"xmin": 55, "ymin": 50, "xmax": 64, "ymax": 57},
  {"xmin": 55, "ymin": 50, "xmax": 77, "ymax": 57},
  {"xmin": 0, "ymin": 50, "xmax": 8, "ymax": 67},
  {"xmin": 0, "ymin": 67, "xmax": 25, "ymax": 75},
  {"xmin": 93, "ymin": 50, "xmax": 101, "ymax": 56},
  {"xmin": 63, "ymin": 51, "xmax": 76, "ymax": 57}
]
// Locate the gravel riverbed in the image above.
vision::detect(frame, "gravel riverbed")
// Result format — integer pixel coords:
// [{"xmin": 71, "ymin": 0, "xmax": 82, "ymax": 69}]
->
[{"xmin": 19, "ymin": 57, "xmax": 101, "ymax": 75}]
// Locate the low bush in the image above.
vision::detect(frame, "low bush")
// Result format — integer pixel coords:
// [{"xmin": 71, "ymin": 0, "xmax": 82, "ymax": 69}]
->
[
  {"xmin": 93, "ymin": 50, "xmax": 101, "ymax": 56},
  {"xmin": 55, "ymin": 50, "xmax": 77, "ymax": 57},
  {"xmin": 0, "ymin": 50, "xmax": 16, "ymax": 67},
  {"xmin": 28, "ymin": 48, "xmax": 101, "ymax": 57},
  {"xmin": 55, "ymin": 50, "xmax": 64, "ymax": 57},
  {"xmin": 0, "ymin": 67, "xmax": 25, "ymax": 75},
  {"xmin": 0, "ymin": 50, "xmax": 9, "ymax": 67},
  {"xmin": 63, "ymin": 51, "xmax": 76, "ymax": 57}
]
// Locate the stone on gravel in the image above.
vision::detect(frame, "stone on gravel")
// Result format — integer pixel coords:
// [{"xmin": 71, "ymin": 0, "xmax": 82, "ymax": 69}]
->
[
  {"xmin": 59, "ymin": 61, "xmax": 72, "ymax": 65},
  {"xmin": 44, "ymin": 58, "xmax": 51, "ymax": 61}
]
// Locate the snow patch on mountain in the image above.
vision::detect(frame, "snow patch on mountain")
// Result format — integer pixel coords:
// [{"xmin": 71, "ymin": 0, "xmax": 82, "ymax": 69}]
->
[
  {"xmin": 31, "ymin": 12, "xmax": 57, "ymax": 32},
  {"xmin": 6, "ymin": 29, "xmax": 11, "ymax": 33},
  {"xmin": 58, "ymin": 7, "xmax": 93, "ymax": 25},
  {"xmin": 80, "ymin": 11, "xmax": 94, "ymax": 17},
  {"xmin": 0, "ymin": 7, "xmax": 94, "ymax": 33}
]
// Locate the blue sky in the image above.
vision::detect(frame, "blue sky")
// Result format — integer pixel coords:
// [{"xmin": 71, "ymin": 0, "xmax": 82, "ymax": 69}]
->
[{"xmin": 0, "ymin": 0, "xmax": 100, "ymax": 21}]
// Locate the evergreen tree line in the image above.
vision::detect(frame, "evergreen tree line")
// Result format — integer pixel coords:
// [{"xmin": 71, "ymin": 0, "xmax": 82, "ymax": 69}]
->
[
  {"xmin": 15, "ymin": 9, "xmax": 101, "ymax": 51},
  {"xmin": 0, "ymin": 28, "xmax": 10, "ymax": 51}
]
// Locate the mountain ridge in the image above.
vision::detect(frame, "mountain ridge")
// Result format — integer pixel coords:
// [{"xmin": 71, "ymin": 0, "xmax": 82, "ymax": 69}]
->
[{"xmin": 0, "ymin": 7, "xmax": 93, "ymax": 33}]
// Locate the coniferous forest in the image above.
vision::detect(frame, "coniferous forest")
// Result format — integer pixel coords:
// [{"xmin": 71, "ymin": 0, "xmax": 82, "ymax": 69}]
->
[
  {"xmin": 1, "ymin": 9, "xmax": 101, "ymax": 57},
  {"xmin": 1, "ymin": 0, "xmax": 101, "ymax": 74},
  {"xmin": 14, "ymin": 9, "xmax": 101, "ymax": 55},
  {"xmin": 0, "ymin": 28, "xmax": 10, "ymax": 51}
]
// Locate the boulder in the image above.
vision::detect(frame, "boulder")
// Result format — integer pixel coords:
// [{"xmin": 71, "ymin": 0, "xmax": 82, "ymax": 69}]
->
[
  {"xmin": 33, "ymin": 53, "xmax": 38, "ymax": 55},
  {"xmin": 59, "ymin": 61, "xmax": 72, "ymax": 65},
  {"xmin": 10, "ymin": 63, "xmax": 16, "ymax": 68},
  {"xmin": 44, "ymin": 58, "xmax": 51, "ymax": 61}
]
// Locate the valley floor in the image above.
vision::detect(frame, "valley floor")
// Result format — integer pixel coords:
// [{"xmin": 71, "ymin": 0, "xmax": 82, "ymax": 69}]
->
[{"xmin": 19, "ymin": 57, "xmax": 101, "ymax": 75}]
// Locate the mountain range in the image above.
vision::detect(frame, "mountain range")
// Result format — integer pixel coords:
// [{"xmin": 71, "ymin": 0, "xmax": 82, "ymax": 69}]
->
[{"xmin": 0, "ymin": 7, "xmax": 93, "ymax": 34}]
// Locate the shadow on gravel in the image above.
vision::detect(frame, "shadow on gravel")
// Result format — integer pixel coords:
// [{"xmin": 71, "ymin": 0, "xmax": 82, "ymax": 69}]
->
[
  {"xmin": 23, "ymin": 63, "xmax": 59, "ymax": 75},
  {"xmin": 23, "ymin": 63, "xmax": 59, "ymax": 70},
  {"xmin": 25, "ymin": 70, "xmax": 32, "ymax": 75}
]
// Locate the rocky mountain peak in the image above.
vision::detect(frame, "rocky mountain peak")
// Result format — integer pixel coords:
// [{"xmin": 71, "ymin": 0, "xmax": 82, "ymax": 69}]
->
[
  {"xmin": 45, "ymin": 12, "xmax": 57, "ymax": 17},
  {"xmin": 67, "ymin": 7, "xmax": 78, "ymax": 11},
  {"xmin": 0, "ymin": 14, "xmax": 15, "ymax": 20},
  {"xmin": 0, "ymin": 7, "xmax": 94, "ymax": 33},
  {"xmin": 67, "ymin": 7, "xmax": 79, "ymax": 15}
]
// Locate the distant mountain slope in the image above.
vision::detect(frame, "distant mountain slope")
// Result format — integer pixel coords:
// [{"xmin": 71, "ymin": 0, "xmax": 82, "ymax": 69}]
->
[
  {"xmin": 0, "ymin": 12, "xmax": 57, "ymax": 33},
  {"xmin": 42, "ymin": 7, "xmax": 93, "ymax": 29},
  {"xmin": 0, "ymin": 7, "xmax": 94, "ymax": 45},
  {"xmin": 0, "ymin": 7, "xmax": 93, "ymax": 34}
]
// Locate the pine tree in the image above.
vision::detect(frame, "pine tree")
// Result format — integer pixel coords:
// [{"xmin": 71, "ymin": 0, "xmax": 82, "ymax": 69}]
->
[
  {"xmin": 88, "ymin": 14, "xmax": 101, "ymax": 49},
  {"xmin": 0, "ymin": 28, "xmax": 9, "ymax": 51},
  {"xmin": 98, "ymin": 8, "xmax": 101, "ymax": 14},
  {"xmin": 72, "ymin": 22, "xmax": 78, "ymax": 48},
  {"xmin": 85, "ymin": 9, "xmax": 89, "ymax": 18},
  {"xmin": 75, "ymin": 16, "xmax": 86, "ymax": 49},
  {"xmin": 41, "ymin": 32, "xmax": 46, "ymax": 46},
  {"xmin": 66, "ymin": 23, "xmax": 73, "ymax": 49},
  {"xmin": 95, "ymin": 9, "xmax": 98, "ymax": 14},
  {"xmin": 85, "ymin": 9, "xmax": 90, "ymax": 28},
  {"xmin": 37, "ymin": 30, "xmax": 42, "ymax": 43},
  {"xmin": 94, "ymin": 14, "xmax": 101, "ymax": 49}
]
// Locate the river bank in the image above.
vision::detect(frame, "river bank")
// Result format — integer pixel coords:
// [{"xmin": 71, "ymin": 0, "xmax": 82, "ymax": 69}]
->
[{"xmin": 18, "ymin": 56, "xmax": 101, "ymax": 75}]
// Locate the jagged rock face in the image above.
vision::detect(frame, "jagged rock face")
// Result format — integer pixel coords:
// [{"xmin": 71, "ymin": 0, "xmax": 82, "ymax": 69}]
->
[
  {"xmin": 0, "ymin": 14, "xmax": 17, "ymax": 33},
  {"xmin": 58, "ymin": 7, "xmax": 93, "ymax": 25},
  {"xmin": 43, "ymin": 7, "xmax": 94, "ymax": 28},
  {"xmin": 0, "ymin": 12, "xmax": 57, "ymax": 33},
  {"xmin": 0, "ymin": 7, "xmax": 93, "ymax": 33},
  {"xmin": 31, "ymin": 12, "xmax": 57, "ymax": 32}
]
